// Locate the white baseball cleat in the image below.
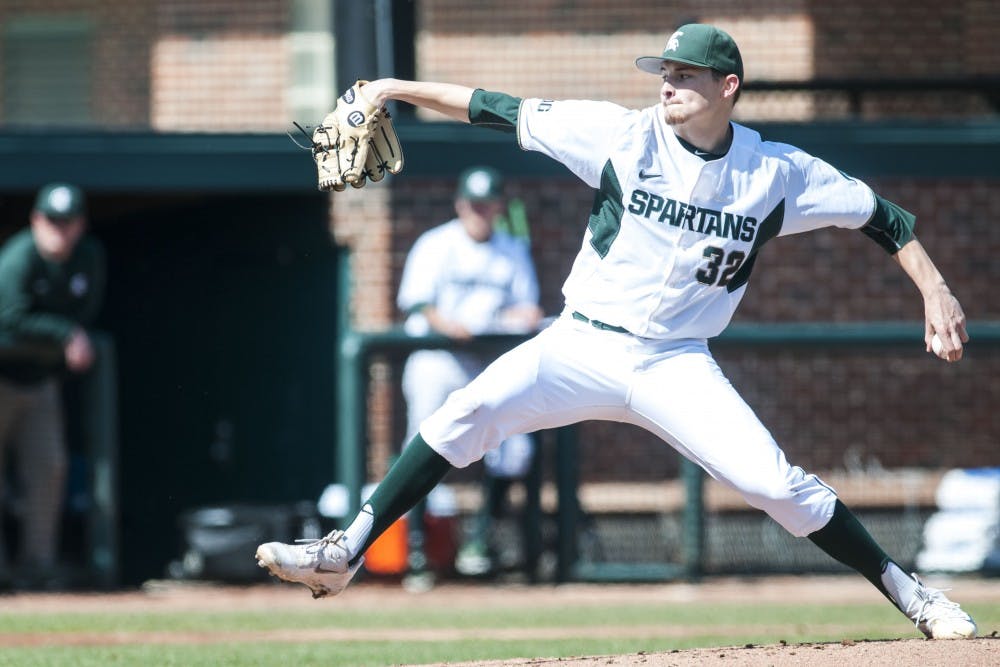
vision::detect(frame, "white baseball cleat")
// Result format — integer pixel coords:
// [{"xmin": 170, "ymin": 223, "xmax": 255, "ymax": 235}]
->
[
  {"xmin": 255, "ymin": 529, "xmax": 363, "ymax": 599},
  {"xmin": 903, "ymin": 575, "xmax": 977, "ymax": 639}
]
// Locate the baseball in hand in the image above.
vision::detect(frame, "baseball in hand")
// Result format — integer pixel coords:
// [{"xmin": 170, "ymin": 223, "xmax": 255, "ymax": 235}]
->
[{"xmin": 931, "ymin": 334, "xmax": 944, "ymax": 357}]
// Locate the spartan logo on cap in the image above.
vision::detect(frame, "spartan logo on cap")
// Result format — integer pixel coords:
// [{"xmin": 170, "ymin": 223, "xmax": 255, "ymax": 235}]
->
[
  {"xmin": 665, "ymin": 30, "xmax": 683, "ymax": 52},
  {"xmin": 465, "ymin": 170, "xmax": 494, "ymax": 198},
  {"xmin": 48, "ymin": 186, "xmax": 75, "ymax": 216}
]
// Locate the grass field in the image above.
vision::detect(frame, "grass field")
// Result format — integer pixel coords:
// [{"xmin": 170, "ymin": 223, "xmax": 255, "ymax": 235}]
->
[{"xmin": 1, "ymin": 576, "xmax": 998, "ymax": 666}]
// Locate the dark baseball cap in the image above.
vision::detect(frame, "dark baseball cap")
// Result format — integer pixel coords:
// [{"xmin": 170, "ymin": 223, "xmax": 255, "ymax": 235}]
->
[
  {"xmin": 34, "ymin": 182, "xmax": 86, "ymax": 220},
  {"xmin": 456, "ymin": 166, "xmax": 504, "ymax": 201},
  {"xmin": 635, "ymin": 24, "xmax": 743, "ymax": 82}
]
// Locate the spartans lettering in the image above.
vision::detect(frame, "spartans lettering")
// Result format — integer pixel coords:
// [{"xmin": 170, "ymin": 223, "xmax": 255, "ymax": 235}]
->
[{"xmin": 627, "ymin": 189, "xmax": 758, "ymax": 242}]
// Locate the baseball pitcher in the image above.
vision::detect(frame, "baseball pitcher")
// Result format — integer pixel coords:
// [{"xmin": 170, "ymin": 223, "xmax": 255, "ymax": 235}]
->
[{"xmin": 258, "ymin": 24, "xmax": 975, "ymax": 640}]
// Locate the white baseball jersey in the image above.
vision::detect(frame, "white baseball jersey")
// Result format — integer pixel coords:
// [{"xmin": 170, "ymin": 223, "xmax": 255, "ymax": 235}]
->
[
  {"xmin": 398, "ymin": 219, "xmax": 539, "ymax": 337},
  {"xmin": 399, "ymin": 218, "xmax": 540, "ymax": 478},
  {"xmin": 516, "ymin": 98, "xmax": 877, "ymax": 340}
]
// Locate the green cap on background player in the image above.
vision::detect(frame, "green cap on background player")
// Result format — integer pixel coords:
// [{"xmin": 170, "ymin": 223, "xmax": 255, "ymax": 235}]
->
[
  {"xmin": 456, "ymin": 166, "xmax": 504, "ymax": 202},
  {"xmin": 635, "ymin": 23, "xmax": 743, "ymax": 82},
  {"xmin": 34, "ymin": 182, "xmax": 87, "ymax": 220}
]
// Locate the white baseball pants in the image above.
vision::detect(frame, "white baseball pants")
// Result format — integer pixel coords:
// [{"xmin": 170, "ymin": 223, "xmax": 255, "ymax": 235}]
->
[{"xmin": 421, "ymin": 312, "xmax": 838, "ymax": 537}]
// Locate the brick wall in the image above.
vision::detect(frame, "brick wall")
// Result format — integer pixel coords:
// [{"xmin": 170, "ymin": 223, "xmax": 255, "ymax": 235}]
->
[
  {"xmin": 0, "ymin": 0, "xmax": 154, "ymax": 127},
  {"xmin": 416, "ymin": 0, "xmax": 999, "ymax": 121},
  {"xmin": 809, "ymin": 0, "xmax": 1000, "ymax": 77},
  {"xmin": 0, "ymin": 0, "xmax": 289, "ymax": 130},
  {"xmin": 416, "ymin": 2, "xmax": 821, "ymax": 121},
  {"xmin": 1, "ymin": 1, "xmax": 994, "ymax": 128},
  {"xmin": 151, "ymin": 0, "xmax": 289, "ymax": 131}
]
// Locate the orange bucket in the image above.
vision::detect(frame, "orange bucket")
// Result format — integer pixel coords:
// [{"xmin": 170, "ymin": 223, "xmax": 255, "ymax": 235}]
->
[{"xmin": 363, "ymin": 517, "xmax": 408, "ymax": 575}]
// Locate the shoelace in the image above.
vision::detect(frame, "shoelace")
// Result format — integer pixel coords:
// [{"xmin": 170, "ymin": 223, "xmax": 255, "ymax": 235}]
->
[
  {"xmin": 295, "ymin": 529, "xmax": 346, "ymax": 556},
  {"xmin": 907, "ymin": 578, "xmax": 965, "ymax": 628}
]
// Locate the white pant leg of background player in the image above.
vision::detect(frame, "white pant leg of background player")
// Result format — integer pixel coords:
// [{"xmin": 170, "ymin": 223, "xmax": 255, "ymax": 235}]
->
[
  {"xmin": 401, "ymin": 350, "xmax": 474, "ymax": 447},
  {"xmin": 484, "ymin": 432, "xmax": 534, "ymax": 479},
  {"xmin": 405, "ymin": 349, "xmax": 534, "ymax": 480}
]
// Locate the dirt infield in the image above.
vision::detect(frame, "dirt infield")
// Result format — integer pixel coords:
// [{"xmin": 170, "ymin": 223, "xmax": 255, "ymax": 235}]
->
[
  {"xmin": 430, "ymin": 639, "xmax": 1000, "ymax": 667},
  {"xmin": 2, "ymin": 575, "xmax": 998, "ymax": 665}
]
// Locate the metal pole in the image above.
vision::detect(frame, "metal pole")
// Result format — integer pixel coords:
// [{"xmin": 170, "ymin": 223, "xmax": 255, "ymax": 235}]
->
[
  {"xmin": 521, "ymin": 435, "xmax": 543, "ymax": 582},
  {"xmin": 335, "ymin": 248, "xmax": 365, "ymax": 524},
  {"xmin": 680, "ymin": 458, "xmax": 704, "ymax": 581},
  {"xmin": 337, "ymin": 332, "xmax": 367, "ymax": 525},
  {"xmin": 333, "ymin": 0, "xmax": 377, "ymax": 93},
  {"xmin": 86, "ymin": 332, "xmax": 119, "ymax": 589},
  {"xmin": 373, "ymin": 0, "xmax": 397, "ymax": 117},
  {"xmin": 555, "ymin": 424, "xmax": 579, "ymax": 582}
]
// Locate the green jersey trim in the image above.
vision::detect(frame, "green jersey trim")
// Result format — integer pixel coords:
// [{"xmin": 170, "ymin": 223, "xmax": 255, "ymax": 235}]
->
[
  {"xmin": 860, "ymin": 193, "xmax": 916, "ymax": 254},
  {"xmin": 468, "ymin": 89, "xmax": 520, "ymax": 133},
  {"xmin": 726, "ymin": 199, "xmax": 785, "ymax": 293},
  {"xmin": 407, "ymin": 303, "xmax": 430, "ymax": 316},
  {"xmin": 587, "ymin": 160, "xmax": 625, "ymax": 258}
]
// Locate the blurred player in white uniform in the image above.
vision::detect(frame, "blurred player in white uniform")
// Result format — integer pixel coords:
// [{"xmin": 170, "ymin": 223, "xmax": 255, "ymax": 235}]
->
[
  {"xmin": 258, "ymin": 24, "xmax": 976, "ymax": 640},
  {"xmin": 398, "ymin": 166, "xmax": 542, "ymax": 586}
]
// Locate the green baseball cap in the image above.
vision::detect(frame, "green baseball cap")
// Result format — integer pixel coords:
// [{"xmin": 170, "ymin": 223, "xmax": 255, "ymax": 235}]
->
[
  {"xmin": 635, "ymin": 24, "xmax": 743, "ymax": 82},
  {"xmin": 456, "ymin": 166, "xmax": 504, "ymax": 201},
  {"xmin": 34, "ymin": 182, "xmax": 86, "ymax": 220}
]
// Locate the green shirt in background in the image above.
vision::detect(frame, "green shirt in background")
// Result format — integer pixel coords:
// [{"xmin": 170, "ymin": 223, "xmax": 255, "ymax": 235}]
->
[{"xmin": 0, "ymin": 228, "xmax": 106, "ymax": 383}]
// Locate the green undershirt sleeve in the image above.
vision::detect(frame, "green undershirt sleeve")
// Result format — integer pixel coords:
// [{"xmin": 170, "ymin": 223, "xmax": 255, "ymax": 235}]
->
[
  {"xmin": 859, "ymin": 193, "xmax": 916, "ymax": 254},
  {"xmin": 468, "ymin": 89, "xmax": 522, "ymax": 133}
]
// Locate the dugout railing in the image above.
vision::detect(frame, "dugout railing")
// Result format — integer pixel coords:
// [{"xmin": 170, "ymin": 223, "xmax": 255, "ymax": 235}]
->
[{"xmin": 334, "ymin": 253, "xmax": 1000, "ymax": 583}]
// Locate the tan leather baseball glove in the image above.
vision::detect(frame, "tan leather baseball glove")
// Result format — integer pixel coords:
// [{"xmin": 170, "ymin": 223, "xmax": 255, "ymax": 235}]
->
[{"xmin": 310, "ymin": 80, "xmax": 404, "ymax": 191}]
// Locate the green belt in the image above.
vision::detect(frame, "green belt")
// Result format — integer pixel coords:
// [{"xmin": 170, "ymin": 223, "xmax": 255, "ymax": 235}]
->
[{"xmin": 572, "ymin": 311, "xmax": 630, "ymax": 334}]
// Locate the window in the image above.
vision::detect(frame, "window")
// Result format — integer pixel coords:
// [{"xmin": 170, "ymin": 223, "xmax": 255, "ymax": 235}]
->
[
  {"xmin": 3, "ymin": 16, "xmax": 94, "ymax": 127},
  {"xmin": 288, "ymin": 0, "xmax": 334, "ymax": 123}
]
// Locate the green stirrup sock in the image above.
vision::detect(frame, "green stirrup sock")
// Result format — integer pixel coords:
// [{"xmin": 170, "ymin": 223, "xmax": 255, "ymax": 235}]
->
[
  {"xmin": 360, "ymin": 434, "xmax": 453, "ymax": 555},
  {"xmin": 808, "ymin": 499, "xmax": 893, "ymax": 600}
]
